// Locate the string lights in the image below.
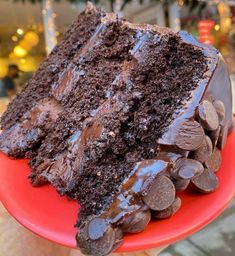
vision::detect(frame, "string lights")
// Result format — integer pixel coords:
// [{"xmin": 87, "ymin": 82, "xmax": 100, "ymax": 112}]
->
[
  {"xmin": 41, "ymin": 0, "xmax": 57, "ymax": 55},
  {"xmin": 114, "ymin": 0, "xmax": 123, "ymax": 16},
  {"xmin": 10, "ymin": 29, "xmax": 40, "ymax": 58},
  {"xmin": 218, "ymin": 2, "xmax": 232, "ymax": 34},
  {"xmin": 8, "ymin": 0, "xmax": 57, "ymax": 62},
  {"xmin": 169, "ymin": 2, "xmax": 181, "ymax": 31},
  {"xmin": 17, "ymin": 28, "xmax": 24, "ymax": 36},
  {"xmin": 11, "ymin": 36, "xmax": 18, "ymax": 42},
  {"xmin": 214, "ymin": 24, "xmax": 220, "ymax": 31}
]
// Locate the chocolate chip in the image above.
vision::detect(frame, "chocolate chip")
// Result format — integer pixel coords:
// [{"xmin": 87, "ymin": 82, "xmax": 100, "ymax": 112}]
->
[
  {"xmin": 175, "ymin": 120, "xmax": 205, "ymax": 151},
  {"xmin": 110, "ymin": 228, "xmax": 123, "ymax": 253},
  {"xmin": 172, "ymin": 158, "xmax": 204, "ymax": 180},
  {"xmin": 191, "ymin": 169, "xmax": 219, "ymax": 193},
  {"xmin": 208, "ymin": 126, "xmax": 221, "ymax": 148},
  {"xmin": 198, "ymin": 100, "xmax": 219, "ymax": 131},
  {"xmin": 77, "ymin": 219, "xmax": 117, "ymax": 256},
  {"xmin": 114, "ymin": 228, "xmax": 123, "ymax": 242},
  {"xmin": 158, "ymin": 145, "xmax": 190, "ymax": 158},
  {"xmin": 213, "ymin": 99, "xmax": 225, "ymax": 124},
  {"xmin": 217, "ymin": 124, "xmax": 228, "ymax": 150},
  {"xmin": 157, "ymin": 151, "xmax": 183, "ymax": 163},
  {"xmin": 88, "ymin": 218, "xmax": 109, "ymax": 240},
  {"xmin": 142, "ymin": 175, "xmax": 175, "ymax": 211},
  {"xmin": 192, "ymin": 135, "xmax": 213, "ymax": 163},
  {"xmin": 173, "ymin": 178, "xmax": 190, "ymax": 191},
  {"xmin": 152, "ymin": 197, "xmax": 181, "ymax": 219},
  {"xmin": 120, "ymin": 210, "xmax": 151, "ymax": 233},
  {"xmin": 204, "ymin": 148, "xmax": 222, "ymax": 172}
]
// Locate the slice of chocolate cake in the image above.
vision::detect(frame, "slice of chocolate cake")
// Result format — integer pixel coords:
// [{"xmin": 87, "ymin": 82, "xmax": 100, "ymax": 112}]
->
[{"xmin": 0, "ymin": 3, "xmax": 233, "ymax": 256}]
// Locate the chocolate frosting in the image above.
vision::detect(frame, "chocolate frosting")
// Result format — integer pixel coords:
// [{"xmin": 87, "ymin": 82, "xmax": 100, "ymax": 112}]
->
[
  {"xmin": 74, "ymin": 28, "xmax": 233, "ymax": 256},
  {"xmin": 158, "ymin": 32, "xmax": 233, "ymax": 148}
]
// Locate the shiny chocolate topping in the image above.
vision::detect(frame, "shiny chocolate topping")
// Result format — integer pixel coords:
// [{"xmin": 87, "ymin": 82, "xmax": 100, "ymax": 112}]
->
[
  {"xmin": 78, "ymin": 30, "xmax": 233, "ymax": 256},
  {"xmin": 103, "ymin": 158, "xmax": 171, "ymax": 223},
  {"xmin": 158, "ymin": 32, "xmax": 233, "ymax": 149},
  {"xmin": 0, "ymin": 99, "xmax": 61, "ymax": 156}
]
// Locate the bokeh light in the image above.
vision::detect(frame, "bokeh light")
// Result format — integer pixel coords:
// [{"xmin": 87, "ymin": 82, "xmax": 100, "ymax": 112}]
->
[
  {"xmin": 24, "ymin": 31, "xmax": 39, "ymax": 47},
  {"xmin": 17, "ymin": 28, "xmax": 24, "ymax": 36},
  {"xmin": 13, "ymin": 45, "xmax": 27, "ymax": 57}
]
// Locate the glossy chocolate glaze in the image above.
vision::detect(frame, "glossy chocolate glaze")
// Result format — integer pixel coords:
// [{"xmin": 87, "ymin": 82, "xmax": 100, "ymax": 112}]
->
[
  {"xmin": 80, "ymin": 30, "xmax": 233, "ymax": 253},
  {"xmin": 103, "ymin": 158, "xmax": 171, "ymax": 224},
  {"xmin": 204, "ymin": 54, "xmax": 233, "ymax": 131},
  {"xmin": 31, "ymin": 23, "xmax": 174, "ymax": 191},
  {"xmin": 158, "ymin": 31, "xmax": 233, "ymax": 147},
  {"xmin": 32, "ymin": 27, "xmax": 154, "ymax": 191},
  {"xmin": 0, "ymin": 99, "xmax": 61, "ymax": 156}
]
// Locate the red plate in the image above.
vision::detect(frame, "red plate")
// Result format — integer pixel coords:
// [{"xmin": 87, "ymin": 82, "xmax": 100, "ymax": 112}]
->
[{"xmin": 0, "ymin": 132, "xmax": 235, "ymax": 253}]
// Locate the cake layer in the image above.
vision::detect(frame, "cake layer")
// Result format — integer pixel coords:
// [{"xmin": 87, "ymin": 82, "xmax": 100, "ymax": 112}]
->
[
  {"xmin": 29, "ymin": 22, "xmax": 211, "ymax": 216},
  {"xmin": 1, "ymin": 4, "xmax": 102, "ymax": 132},
  {"xmin": 76, "ymin": 52, "xmax": 233, "ymax": 256},
  {"xmin": 0, "ymin": 7, "xmax": 135, "ymax": 159}
]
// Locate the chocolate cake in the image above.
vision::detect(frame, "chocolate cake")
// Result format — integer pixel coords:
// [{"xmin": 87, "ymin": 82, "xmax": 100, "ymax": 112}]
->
[{"xmin": 0, "ymin": 3, "xmax": 233, "ymax": 255}]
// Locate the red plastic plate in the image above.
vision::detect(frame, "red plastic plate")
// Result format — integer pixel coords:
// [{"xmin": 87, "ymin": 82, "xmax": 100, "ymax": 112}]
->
[{"xmin": 0, "ymin": 132, "xmax": 235, "ymax": 253}]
